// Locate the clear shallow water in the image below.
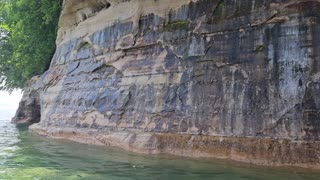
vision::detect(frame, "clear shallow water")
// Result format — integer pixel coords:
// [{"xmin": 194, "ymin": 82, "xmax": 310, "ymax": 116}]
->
[{"xmin": 1, "ymin": 109, "xmax": 320, "ymax": 179}]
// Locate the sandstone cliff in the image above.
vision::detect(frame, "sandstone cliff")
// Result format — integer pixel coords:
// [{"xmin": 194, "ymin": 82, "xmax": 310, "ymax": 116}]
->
[{"xmin": 14, "ymin": 0, "xmax": 320, "ymax": 168}]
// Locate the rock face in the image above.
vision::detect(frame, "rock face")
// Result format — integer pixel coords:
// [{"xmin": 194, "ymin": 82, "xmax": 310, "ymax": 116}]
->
[
  {"xmin": 12, "ymin": 76, "xmax": 41, "ymax": 124},
  {"xmin": 14, "ymin": 0, "xmax": 320, "ymax": 168}
]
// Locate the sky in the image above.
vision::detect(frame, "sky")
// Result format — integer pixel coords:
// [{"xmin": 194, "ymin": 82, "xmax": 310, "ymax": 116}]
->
[{"xmin": 0, "ymin": 90, "xmax": 22, "ymax": 111}]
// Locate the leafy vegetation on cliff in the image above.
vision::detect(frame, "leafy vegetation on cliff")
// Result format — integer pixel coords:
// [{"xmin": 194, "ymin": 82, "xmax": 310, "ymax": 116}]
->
[{"xmin": 0, "ymin": 0, "xmax": 62, "ymax": 91}]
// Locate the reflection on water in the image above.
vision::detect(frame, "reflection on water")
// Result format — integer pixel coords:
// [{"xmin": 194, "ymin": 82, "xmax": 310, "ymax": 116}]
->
[{"xmin": 0, "ymin": 111, "xmax": 320, "ymax": 179}]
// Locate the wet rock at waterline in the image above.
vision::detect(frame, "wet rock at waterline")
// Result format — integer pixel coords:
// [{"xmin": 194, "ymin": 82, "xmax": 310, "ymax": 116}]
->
[{"xmin": 13, "ymin": 0, "xmax": 320, "ymax": 169}]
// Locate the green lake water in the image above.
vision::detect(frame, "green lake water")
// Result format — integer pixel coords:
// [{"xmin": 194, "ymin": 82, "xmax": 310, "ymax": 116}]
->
[{"xmin": 1, "ymin": 110, "xmax": 320, "ymax": 179}]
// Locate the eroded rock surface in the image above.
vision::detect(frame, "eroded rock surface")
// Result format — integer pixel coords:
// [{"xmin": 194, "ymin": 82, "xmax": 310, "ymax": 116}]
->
[
  {"xmin": 15, "ymin": 0, "xmax": 320, "ymax": 168},
  {"xmin": 12, "ymin": 76, "xmax": 41, "ymax": 124}
]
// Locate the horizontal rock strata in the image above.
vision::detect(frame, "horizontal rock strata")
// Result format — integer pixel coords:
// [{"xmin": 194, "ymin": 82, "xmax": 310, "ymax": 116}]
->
[
  {"xmin": 14, "ymin": 0, "xmax": 320, "ymax": 168},
  {"xmin": 31, "ymin": 125, "xmax": 320, "ymax": 169}
]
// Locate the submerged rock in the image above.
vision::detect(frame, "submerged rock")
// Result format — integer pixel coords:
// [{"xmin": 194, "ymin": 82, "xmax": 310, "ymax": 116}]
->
[{"xmin": 14, "ymin": 0, "xmax": 320, "ymax": 168}]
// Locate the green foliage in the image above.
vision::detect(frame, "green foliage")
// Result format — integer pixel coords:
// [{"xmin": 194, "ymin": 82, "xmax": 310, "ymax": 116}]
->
[
  {"xmin": 0, "ymin": 0, "xmax": 62, "ymax": 91},
  {"xmin": 165, "ymin": 20, "xmax": 189, "ymax": 31}
]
